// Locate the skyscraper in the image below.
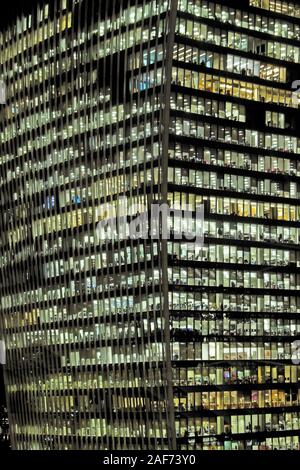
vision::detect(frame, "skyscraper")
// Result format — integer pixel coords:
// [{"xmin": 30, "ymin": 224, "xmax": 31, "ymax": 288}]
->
[{"xmin": 0, "ymin": 0, "xmax": 300, "ymax": 451}]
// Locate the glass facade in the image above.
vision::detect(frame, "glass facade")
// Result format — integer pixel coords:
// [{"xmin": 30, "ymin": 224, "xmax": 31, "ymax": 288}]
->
[{"xmin": 0, "ymin": 0, "xmax": 300, "ymax": 451}]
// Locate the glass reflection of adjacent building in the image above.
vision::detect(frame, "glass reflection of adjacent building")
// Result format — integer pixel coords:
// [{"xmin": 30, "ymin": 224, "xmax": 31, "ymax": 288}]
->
[{"xmin": 0, "ymin": 0, "xmax": 300, "ymax": 451}]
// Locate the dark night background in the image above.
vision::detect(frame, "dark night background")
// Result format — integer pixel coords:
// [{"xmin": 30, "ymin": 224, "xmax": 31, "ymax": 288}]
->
[{"xmin": 0, "ymin": 365, "xmax": 10, "ymax": 448}]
